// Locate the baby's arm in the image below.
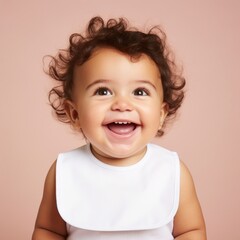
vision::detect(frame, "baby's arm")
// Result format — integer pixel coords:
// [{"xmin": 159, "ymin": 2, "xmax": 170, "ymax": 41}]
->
[
  {"xmin": 173, "ymin": 161, "xmax": 207, "ymax": 240},
  {"xmin": 32, "ymin": 162, "xmax": 67, "ymax": 240}
]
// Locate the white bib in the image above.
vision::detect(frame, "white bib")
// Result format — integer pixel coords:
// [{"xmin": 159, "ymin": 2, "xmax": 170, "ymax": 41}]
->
[{"xmin": 56, "ymin": 144, "xmax": 180, "ymax": 235}]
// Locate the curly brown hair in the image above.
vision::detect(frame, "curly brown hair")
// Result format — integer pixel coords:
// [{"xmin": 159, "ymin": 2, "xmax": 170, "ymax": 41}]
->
[{"xmin": 47, "ymin": 16, "xmax": 185, "ymax": 136}]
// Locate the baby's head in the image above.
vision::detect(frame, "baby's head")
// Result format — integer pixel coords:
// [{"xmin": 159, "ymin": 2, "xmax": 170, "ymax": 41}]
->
[{"xmin": 47, "ymin": 16, "xmax": 185, "ymax": 137}]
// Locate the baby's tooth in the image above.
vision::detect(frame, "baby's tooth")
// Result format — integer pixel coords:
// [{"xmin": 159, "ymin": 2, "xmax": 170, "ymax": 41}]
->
[{"xmin": 114, "ymin": 121, "xmax": 131, "ymax": 124}]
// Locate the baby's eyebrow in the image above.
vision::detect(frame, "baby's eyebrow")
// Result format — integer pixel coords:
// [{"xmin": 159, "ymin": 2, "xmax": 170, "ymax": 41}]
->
[
  {"xmin": 135, "ymin": 80, "xmax": 157, "ymax": 90},
  {"xmin": 85, "ymin": 79, "xmax": 111, "ymax": 90}
]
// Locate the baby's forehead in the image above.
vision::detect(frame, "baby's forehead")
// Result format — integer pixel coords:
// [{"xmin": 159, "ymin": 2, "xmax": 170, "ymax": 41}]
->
[
  {"xmin": 75, "ymin": 47, "xmax": 160, "ymax": 72},
  {"xmin": 73, "ymin": 47, "xmax": 160, "ymax": 80}
]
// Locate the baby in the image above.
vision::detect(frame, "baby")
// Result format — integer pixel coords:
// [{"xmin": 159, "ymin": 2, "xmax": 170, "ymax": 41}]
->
[{"xmin": 32, "ymin": 16, "xmax": 207, "ymax": 240}]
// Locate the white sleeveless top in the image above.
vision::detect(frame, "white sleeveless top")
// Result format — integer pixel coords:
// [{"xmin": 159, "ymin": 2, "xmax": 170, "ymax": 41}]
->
[{"xmin": 56, "ymin": 144, "xmax": 180, "ymax": 240}]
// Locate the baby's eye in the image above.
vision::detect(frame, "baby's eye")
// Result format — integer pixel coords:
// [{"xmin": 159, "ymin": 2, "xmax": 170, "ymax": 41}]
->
[
  {"xmin": 94, "ymin": 87, "xmax": 112, "ymax": 96},
  {"xmin": 133, "ymin": 88, "xmax": 149, "ymax": 96}
]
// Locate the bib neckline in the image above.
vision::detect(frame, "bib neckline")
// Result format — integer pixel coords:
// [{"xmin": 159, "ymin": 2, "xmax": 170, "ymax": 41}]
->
[{"xmin": 86, "ymin": 144, "xmax": 150, "ymax": 171}]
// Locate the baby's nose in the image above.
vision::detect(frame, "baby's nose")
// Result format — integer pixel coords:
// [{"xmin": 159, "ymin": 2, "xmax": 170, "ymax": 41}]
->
[{"xmin": 111, "ymin": 96, "xmax": 133, "ymax": 112}]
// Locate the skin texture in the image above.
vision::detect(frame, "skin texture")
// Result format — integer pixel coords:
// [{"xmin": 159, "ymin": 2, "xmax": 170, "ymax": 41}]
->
[{"xmin": 32, "ymin": 48, "xmax": 206, "ymax": 239}]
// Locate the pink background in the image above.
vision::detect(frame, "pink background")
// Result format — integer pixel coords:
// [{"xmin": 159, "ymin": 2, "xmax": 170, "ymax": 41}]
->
[{"xmin": 1, "ymin": 0, "xmax": 239, "ymax": 239}]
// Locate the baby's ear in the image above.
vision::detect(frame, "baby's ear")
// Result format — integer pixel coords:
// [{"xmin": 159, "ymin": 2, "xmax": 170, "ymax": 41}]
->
[
  {"xmin": 64, "ymin": 100, "xmax": 81, "ymax": 129},
  {"xmin": 159, "ymin": 102, "xmax": 169, "ymax": 129}
]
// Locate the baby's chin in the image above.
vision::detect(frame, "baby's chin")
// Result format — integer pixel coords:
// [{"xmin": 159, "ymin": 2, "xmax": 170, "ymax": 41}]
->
[{"xmin": 90, "ymin": 144, "xmax": 147, "ymax": 167}]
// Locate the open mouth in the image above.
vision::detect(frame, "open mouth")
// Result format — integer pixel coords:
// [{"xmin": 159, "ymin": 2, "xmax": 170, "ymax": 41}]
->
[{"xmin": 106, "ymin": 121, "xmax": 138, "ymax": 135}]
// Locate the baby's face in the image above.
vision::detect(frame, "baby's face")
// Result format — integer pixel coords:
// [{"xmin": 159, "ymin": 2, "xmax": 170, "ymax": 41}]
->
[{"xmin": 66, "ymin": 47, "xmax": 167, "ymax": 165}]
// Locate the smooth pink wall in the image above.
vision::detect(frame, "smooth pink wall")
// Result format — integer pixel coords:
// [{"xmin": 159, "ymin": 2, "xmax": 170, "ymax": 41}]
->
[{"xmin": 1, "ymin": 1, "xmax": 239, "ymax": 239}]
